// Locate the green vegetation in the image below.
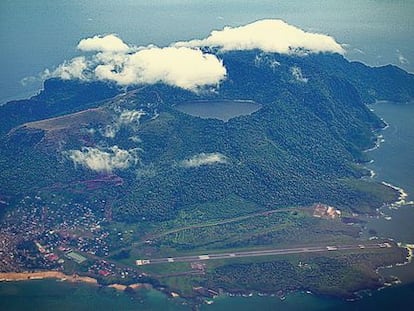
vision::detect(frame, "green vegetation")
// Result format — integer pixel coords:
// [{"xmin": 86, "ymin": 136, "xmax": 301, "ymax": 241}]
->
[
  {"xmin": 0, "ymin": 50, "xmax": 413, "ymax": 300},
  {"xmin": 152, "ymin": 210, "xmax": 356, "ymax": 252},
  {"xmin": 1, "ymin": 52, "xmax": 410, "ymax": 222},
  {"xmin": 203, "ymin": 247, "xmax": 407, "ymax": 299},
  {"xmin": 129, "ymin": 241, "xmax": 407, "ymax": 299},
  {"xmin": 340, "ymin": 179, "xmax": 399, "ymax": 213}
]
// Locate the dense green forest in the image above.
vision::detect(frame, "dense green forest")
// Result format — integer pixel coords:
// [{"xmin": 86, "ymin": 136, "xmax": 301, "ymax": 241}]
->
[
  {"xmin": 203, "ymin": 247, "xmax": 407, "ymax": 299},
  {"xmin": 1, "ymin": 51, "xmax": 413, "ymax": 222}
]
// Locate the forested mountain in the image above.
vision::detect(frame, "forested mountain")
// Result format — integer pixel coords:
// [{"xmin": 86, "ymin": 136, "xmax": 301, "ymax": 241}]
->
[{"xmin": 1, "ymin": 51, "xmax": 413, "ymax": 222}]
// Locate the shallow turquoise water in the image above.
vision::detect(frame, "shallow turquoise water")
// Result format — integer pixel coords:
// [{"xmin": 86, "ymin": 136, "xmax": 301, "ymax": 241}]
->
[
  {"xmin": 0, "ymin": 280, "xmax": 189, "ymax": 311},
  {"xmin": 2, "ymin": 280, "xmax": 414, "ymax": 311}
]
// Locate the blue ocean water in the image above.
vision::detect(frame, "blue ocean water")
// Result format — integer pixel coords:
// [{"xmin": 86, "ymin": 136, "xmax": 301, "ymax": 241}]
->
[
  {"xmin": 0, "ymin": 280, "xmax": 189, "ymax": 311},
  {"xmin": 1, "ymin": 0, "xmax": 413, "ymax": 104}
]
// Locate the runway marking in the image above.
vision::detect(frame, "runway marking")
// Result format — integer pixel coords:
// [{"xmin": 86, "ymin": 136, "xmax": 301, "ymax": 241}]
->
[{"xmin": 136, "ymin": 243, "xmax": 393, "ymax": 266}]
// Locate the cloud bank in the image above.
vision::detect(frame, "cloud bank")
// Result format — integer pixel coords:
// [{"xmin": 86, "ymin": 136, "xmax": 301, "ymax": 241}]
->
[
  {"xmin": 47, "ymin": 56, "xmax": 89, "ymax": 80},
  {"xmin": 67, "ymin": 146, "xmax": 139, "ymax": 172},
  {"xmin": 175, "ymin": 19, "xmax": 344, "ymax": 55},
  {"xmin": 180, "ymin": 153, "xmax": 228, "ymax": 168},
  {"xmin": 46, "ymin": 20, "xmax": 345, "ymax": 89},
  {"xmin": 94, "ymin": 46, "xmax": 226, "ymax": 89},
  {"xmin": 48, "ymin": 34, "xmax": 226, "ymax": 91}
]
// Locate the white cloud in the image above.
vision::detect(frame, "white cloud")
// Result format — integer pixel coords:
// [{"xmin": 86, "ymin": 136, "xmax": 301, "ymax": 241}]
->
[
  {"xmin": 45, "ymin": 19, "xmax": 344, "ymax": 90},
  {"xmin": 291, "ymin": 66, "xmax": 308, "ymax": 83},
  {"xmin": 396, "ymin": 50, "xmax": 409, "ymax": 65},
  {"xmin": 101, "ymin": 109, "xmax": 146, "ymax": 138},
  {"xmin": 94, "ymin": 46, "xmax": 226, "ymax": 90},
  {"xmin": 254, "ymin": 53, "xmax": 280, "ymax": 71},
  {"xmin": 180, "ymin": 152, "xmax": 228, "ymax": 168},
  {"xmin": 77, "ymin": 34, "xmax": 130, "ymax": 53},
  {"xmin": 66, "ymin": 146, "xmax": 139, "ymax": 172},
  {"xmin": 46, "ymin": 56, "xmax": 89, "ymax": 80},
  {"xmin": 20, "ymin": 75, "xmax": 39, "ymax": 86},
  {"xmin": 47, "ymin": 34, "xmax": 227, "ymax": 91},
  {"xmin": 175, "ymin": 19, "xmax": 345, "ymax": 55},
  {"xmin": 119, "ymin": 109, "xmax": 146, "ymax": 125},
  {"xmin": 102, "ymin": 125, "xmax": 118, "ymax": 139}
]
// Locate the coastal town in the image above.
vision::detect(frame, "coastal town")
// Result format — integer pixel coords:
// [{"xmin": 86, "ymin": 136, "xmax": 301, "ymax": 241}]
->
[{"xmin": 0, "ymin": 194, "xmax": 146, "ymax": 285}]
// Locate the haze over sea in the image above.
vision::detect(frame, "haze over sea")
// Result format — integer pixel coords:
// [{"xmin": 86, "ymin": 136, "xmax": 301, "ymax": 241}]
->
[
  {"xmin": 1, "ymin": 0, "xmax": 413, "ymax": 104},
  {"xmin": 1, "ymin": 1, "xmax": 414, "ymax": 310}
]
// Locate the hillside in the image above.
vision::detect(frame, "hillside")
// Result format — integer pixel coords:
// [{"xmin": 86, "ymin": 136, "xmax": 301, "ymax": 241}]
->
[
  {"xmin": 1, "ymin": 51, "xmax": 413, "ymax": 222},
  {"xmin": 1, "ymin": 20, "xmax": 414, "ymax": 302}
]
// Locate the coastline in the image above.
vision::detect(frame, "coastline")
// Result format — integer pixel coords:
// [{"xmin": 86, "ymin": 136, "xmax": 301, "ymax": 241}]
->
[
  {"xmin": 108, "ymin": 283, "xmax": 149, "ymax": 291},
  {"xmin": 0, "ymin": 271, "xmax": 151, "ymax": 293},
  {"xmin": 363, "ymin": 133, "xmax": 386, "ymax": 153},
  {"xmin": 381, "ymin": 182, "xmax": 414, "ymax": 208},
  {"xmin": 375, "ymin": 243, "xmax": 413, "ymax": 273},
  {"xmin": 364, "ymin": 104, "xmax": 413, "ymax": 209},
  {"xmin": 0, "ymin": 271, "xmax": 98, "ymax": 284},
  {"xmin": 363, "ymin": 100, "xmax": 414, "ymax": 289}
]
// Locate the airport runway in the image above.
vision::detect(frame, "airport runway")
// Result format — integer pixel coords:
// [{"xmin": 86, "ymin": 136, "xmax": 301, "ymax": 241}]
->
[{"xmin": 136, "ymin": 242, "xmax": 391, "ymax": 265}]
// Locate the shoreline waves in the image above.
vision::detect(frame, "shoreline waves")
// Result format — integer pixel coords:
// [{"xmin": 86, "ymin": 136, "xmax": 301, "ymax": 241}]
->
[
  {"xmin": 381, "ymin": 182, "xmax": 414, "ymax": 208},
  {"xmin": 0, "ymin": 271, "xmax": 147, "ymax": 292},
  {"xmin": 0, "ymin": 271, "xmax": 98, "ymax": 284}
]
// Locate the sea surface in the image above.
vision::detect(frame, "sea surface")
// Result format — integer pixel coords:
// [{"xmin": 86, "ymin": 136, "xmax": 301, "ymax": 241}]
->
[
  {"xmin": 1, "ymin": 0, "xmax": 413, "ymax": 104},
  {"xmin": 1, "ymin": 279, "xmax": 414, "ymax": 311},
  {"xmin": 364, "ymin": 101, "xmax": 414, "ymax": 284},
  {"xmin": 0, "ymin": 280, "xmax": 189, "ymax": 311}
]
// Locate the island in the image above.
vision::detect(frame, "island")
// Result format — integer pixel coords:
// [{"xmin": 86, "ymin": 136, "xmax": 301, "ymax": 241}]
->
[{"xmin": 0, "ymin": 20, "xmax": 413, "ymax": 308}]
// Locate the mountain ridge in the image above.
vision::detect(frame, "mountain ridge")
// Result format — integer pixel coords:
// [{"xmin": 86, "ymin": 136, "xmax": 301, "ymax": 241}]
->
[{"xmin": 1, "ymin": 50, "xmax": 412, "ymax": 222}]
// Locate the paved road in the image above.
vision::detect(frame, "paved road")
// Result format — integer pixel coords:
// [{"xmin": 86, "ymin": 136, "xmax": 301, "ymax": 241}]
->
[{"xmin": 136, "ymin": 242, "xmax": 391, "ymax": 265}]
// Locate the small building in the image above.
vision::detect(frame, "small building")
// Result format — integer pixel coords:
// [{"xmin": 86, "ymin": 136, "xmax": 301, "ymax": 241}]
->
[
  {"xmin": 45, "ymin": 253, "xmax": 59, "ymax": 261},
  {"xmin": 98, "ymin": 270, "xmax": 110, "ymax": 277},
  {"xmin": 136, "ymin": 259, "xmax": 150, "ymax": 266},
  {"xmin": 313, "ymin": 203, "xmax": 341, "ymax": 219}
]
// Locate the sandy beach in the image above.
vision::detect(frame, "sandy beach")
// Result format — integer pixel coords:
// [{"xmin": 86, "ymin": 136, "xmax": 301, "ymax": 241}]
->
[
  {"xmin": 0, "ymin": 271, "xmax": 98, "ymax": 285},
  {"xmin": 128, "ymin": 283, "xmax": 147, "ymax": 290},
  {"xmin": 108, "ymin": 284, "xmax": 127, "ymax": 291},
  {"xmin": 0, "ymin": 272, "xmax": 152, "ymax": 293}
]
